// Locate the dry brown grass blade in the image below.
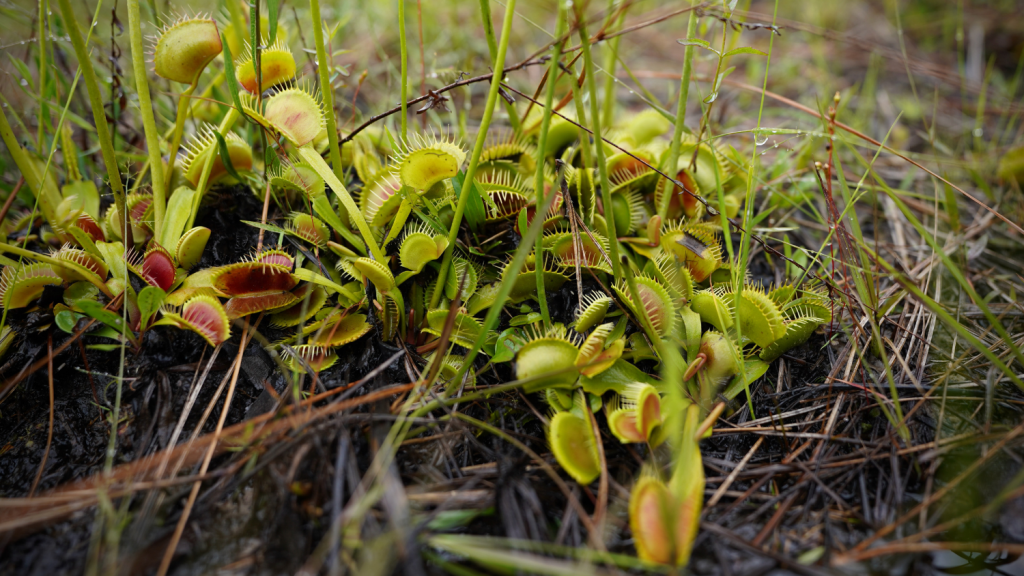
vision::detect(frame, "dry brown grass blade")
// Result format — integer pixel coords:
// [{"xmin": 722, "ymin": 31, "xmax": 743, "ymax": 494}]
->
[
  {"xmin": 0, "ymin": 380, "xmax": 416, "ymax": 540},
  {"xmin": 27, "ymin": 334, "xmax": 55, "ymax": 497},
  {"xmin": 156, "ymin": 317, "xmax": 254, "ymax": 576},
  {"xmin": 851, "ymin": 419, "xmax": 1024, "ymax": 553},
  {"xmin": 836, "ymin": 542, "xmax": 1024, "ymax": 565}
]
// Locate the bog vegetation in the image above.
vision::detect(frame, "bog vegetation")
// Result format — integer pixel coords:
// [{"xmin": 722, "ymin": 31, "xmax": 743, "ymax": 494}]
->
[{"xmin": 1, "ymin": 0, "xmax": 1023, "ymax": 574}]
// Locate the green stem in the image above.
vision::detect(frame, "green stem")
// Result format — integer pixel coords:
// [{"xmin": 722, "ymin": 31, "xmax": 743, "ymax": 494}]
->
[
  {"xmin": 731, "ymin": 2, "xmax": 779, "ymax": 422},
  {"xmin": 164, "ymin": 82, "xmax": 198, "ymax": 190},
  {"xmin": 55, "ymin": 0, "xmax": 128, "ymax": 240},
  {"xmin": 428, "ymin": 0, "xmax": 517, "ymax": 310},
  {"xmin": 398, "ymin": 0, "xmax": 409, "ymax": 139},
  {"xmin": 531, "ymin": 3, "xmax": 567, "ymax": 330},
  {"xmin": 477, "ymin": 0, "xmax": 520, "ymax": 132},
  {"xmin": 569, "ymin": 58, "xmax": 593, "ymax": 171},
  {"xmin": 126, "ymin": 0, "xmax": 166, "ymax": 241},
  {"xmin": 578, "ymin": 4, "xmax": 661, "ymax": 355},
  {"xmin": 576, "ymin": 6, "xmax": 619, "ymax": 279},
  {"xmin": 298, "ymin": 145, "xmax": 386, "ymax": 263},
  {"xmin": 37, "ymin": 0, "xmax": 49, "ymax": 150},
  {"xmin": 310, "ymin": 0, "xmax": 345, "ymax": 181},
  {"xmin": 600, "ymin": 0, "xmax": 627, "ymax": 128},
  {"xmin": 658, "ymin": 0, "xmax": 697, "ymax": 220}
]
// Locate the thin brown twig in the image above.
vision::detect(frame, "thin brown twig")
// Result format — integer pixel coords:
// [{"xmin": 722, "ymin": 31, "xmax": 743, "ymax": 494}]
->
[
  {"xmin": 338, "ymin": 59, "xmax": 547, "ymax": 145},
  {"xmin": 28, "ymin": 334, "xmax": 55, "ymax": 497},
  {"xmin": 0, "ymin": 177, "xmax": 25, "ymax": 225}
]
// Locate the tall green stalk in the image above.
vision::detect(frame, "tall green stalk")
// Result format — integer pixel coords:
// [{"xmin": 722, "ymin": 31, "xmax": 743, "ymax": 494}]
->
[
  {"xmin": 570, "ymin": 59, "xmax": 594, "ymax": 172},
  {"xmin": 576, "ymin": 7, "xmax": 618, "ymax": 278},
  {"xmin": 531, "ymin": 4, "xmax": 567, "ymax": 329},
  {"xmin": 478, "ymin": 0, "xmax": 520, "ymax": 132},
  {"xmin": 398, "ymin": 0, "xmax": 409, "ymax": 140},
  {"xmin": 310, "ymin": 0, "xmax": 346, "ymax": 181},
  {"xmin": 657, "ymin": 0, "xmax": 697, "ymax": 220},
  {"xmin": 37, "ymin": 0, "xmax": 49, "ymax": 150},
  {"xmin": 126, "ymin": 0, "xmax": 166, "ymax": 241},
  {"xmin": 577, "ymin": 4, "xmax": 661, "ymax": 348},
  {"xmin": 600, "ymin": 1, "xmax": 627, "ymax": 128},
  {"xmin": 55, "ymin": 0, "xmax": 129, "ymax": 241},
  {"xmin": 428, "ymin": 0, "xmax": 517, "ymax": 309}
]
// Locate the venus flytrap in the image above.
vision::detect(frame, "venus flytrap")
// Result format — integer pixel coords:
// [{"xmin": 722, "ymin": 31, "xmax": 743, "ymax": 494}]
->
[
  {"xmin": 0, "ymin": 242, "xmax": 115, "ymax": 299},
  {"xmin": 151, "ymin": 15, "xmax": 224, "ymax": 191},
  {"xmin": 397, "ymin": 222, "xmax": 448, "ymax": 280},
  {"xmin": 155, "ymin": 294, "xmax": 231, "ymax": 346},
  {"xmin": 612, "ymin": 275, "xmax": 677, "ymax": 338},
  {"xmin": 378, "ymin": 133, "xmax": 467, "ymax": 244},
  {"xmin": 629, "ymin": 403, "xmax": 704, "ymax": 567},
  {"xmin": 207, "ymin": 251, "xmax": 300, "ymax": 318},
  {"xmin": 547, "ymin": 390, "xmax": 601, "ymax": 485},
  {"xmin": 422, "ymin": 308, "xmax": 485, "ymax": 349},
  {"xmin": 243, "ymin": 85, "xmax": 386, "ymax": 263},
  {"xmin": 234, "ymin": 38, "xmax": 296, "ymax": 95},
  {"xmin": 572, "ymin": 291, "xmax": 612, "ymax": 333},
  {"xmin": 574, "ymin": 322, "xmax": 624, "ymax": 377},
  {"xmin": 0, "ymin": 3, "xmax": 862, "ymax": 565},
  {"xmin": 301, "ymin": 311, "xmax": 371, "ymax": 348},
  {"xmin": 0, "ymin": 263, "xmax": 63, "ymax": 309},
  {"xmin": 175, "ymin": 226, "xmax": 211, "ymax": 270},
  {"xmin": 180, "ymin": 128, "xmax": 254, "ymax": 193},
  {"xmin": 499, "ymin": 253, "xmax": 569, "ymax": 303},
  {"xmin": 607, "ymin": 382, "xmax": 662, "ymax": 444},
  {"xmin": 269, "ymin": 284, "xmax": 327, "ymax": 328},
  {"xmin": 660, "ymin": 221, "xmax": 724, "ymax": 282}
]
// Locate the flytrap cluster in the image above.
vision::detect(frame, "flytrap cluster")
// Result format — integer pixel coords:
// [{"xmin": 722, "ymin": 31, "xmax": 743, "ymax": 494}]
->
[{"xmin": 0, "ymin": 13, "xmax": 833, "ymax": 568}]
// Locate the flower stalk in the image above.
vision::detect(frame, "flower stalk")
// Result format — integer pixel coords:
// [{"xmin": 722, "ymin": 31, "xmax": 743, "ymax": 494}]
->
[
  {"xmin": 56, "ymin": 0, "xmax": 129, "ymax": 243},
  {"xmin": 530, "ymin": 2, "xmax": 567, "ymax": 329},
  {"xmin": 428, "ymin": 0, "xmax": 517, "ymax": 309}
]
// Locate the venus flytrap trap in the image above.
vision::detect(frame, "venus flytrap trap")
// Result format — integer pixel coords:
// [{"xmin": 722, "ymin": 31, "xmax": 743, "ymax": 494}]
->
[
  {"xmin": 244, "ymin": 84, "xmax": 387, "ymax": 264},
  {"xmin": 151, "ymin": 15, "xmax": 224, "ymax": 191},
  {"xmin": 607, "ymin": 382, "xmax": 663, "ymax": 444},
  {"xmin": 234, "ymin": 38, "xmax": 296, "ymax": 95},
  {"xmin": 180, "ymin": 129, "xmax": 254, "ymax": 193},
  {"xmin": 630, "ymin": 403, "xmax": 705, "ymax": 567},
  {"xmin": 547, "ymin": 391, "xmax": 601, "ymax": 485},
  {"xmin": 155, "ymin": 295, "xmax": 231, "ymax": 347},
  {"xmin": 573, "ymin": 291, "xmax": 612, "ymax": 333}
]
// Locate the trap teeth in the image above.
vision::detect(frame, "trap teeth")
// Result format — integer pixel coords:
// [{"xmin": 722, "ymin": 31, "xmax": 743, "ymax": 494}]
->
[{"xmin": 153, "ymin": 16, "xmax": 222, "ymax": 84}]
